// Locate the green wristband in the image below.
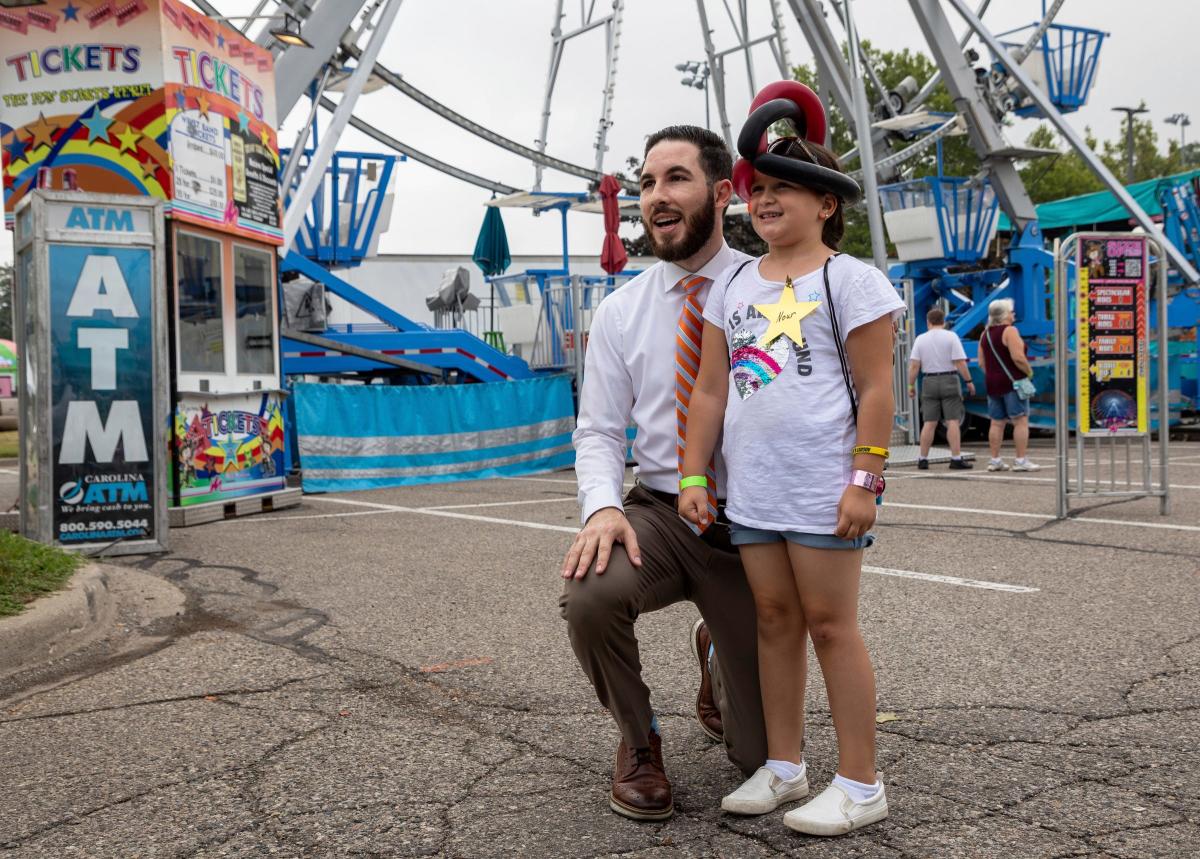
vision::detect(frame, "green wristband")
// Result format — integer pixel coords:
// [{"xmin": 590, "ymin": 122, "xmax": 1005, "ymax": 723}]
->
[{"xmin": 679, "ymin": 475, "xmax": 709, "ymax": 490}]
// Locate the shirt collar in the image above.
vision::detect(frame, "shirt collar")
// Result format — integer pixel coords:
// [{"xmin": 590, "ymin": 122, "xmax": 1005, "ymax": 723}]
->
[{"xmin": 661, "ymin": 242, "xmax": 737, "ymax": 292}]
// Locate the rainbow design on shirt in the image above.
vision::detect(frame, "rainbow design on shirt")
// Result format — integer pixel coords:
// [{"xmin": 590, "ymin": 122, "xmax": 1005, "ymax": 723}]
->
[{"xmin": 731, "ymin": 328, "xmax": 790, "ymax": 400}]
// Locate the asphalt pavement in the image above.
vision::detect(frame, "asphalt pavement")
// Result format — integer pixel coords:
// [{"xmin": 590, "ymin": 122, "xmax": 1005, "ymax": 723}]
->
[{"xmin": 1, "ymin": 440, "xmax": 1197, "ymax": 857}]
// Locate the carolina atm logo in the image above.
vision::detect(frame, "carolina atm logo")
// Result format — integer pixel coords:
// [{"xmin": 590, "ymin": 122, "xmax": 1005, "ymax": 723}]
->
[{"xmin": 59, "ymin": 475, "xmax": 148, "ymax": 505}]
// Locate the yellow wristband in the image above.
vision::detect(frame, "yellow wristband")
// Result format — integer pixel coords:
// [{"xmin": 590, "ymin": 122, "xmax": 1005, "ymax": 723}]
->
[
  {"xmin": 852, "ymin": 445, "xmax": 890, "ymax": 458},
  {"xmin": 679, "ymin": 475, "xmax": 709, "ymax": 490}
]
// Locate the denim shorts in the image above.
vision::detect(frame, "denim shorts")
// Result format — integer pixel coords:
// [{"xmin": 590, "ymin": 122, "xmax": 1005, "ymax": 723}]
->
[
  {"xmin": 728, "ymin": 520, "xmax": 875, "ymax": 550},
  {"xmin": 987, "ymin": 391, "xmax": 1029, "ymax": 421}
]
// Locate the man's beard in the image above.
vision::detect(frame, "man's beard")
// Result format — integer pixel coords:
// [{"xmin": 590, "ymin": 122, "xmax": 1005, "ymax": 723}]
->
[{"xmin": 647, "ymin": 190, "xmax": 717, "ymax": 262}]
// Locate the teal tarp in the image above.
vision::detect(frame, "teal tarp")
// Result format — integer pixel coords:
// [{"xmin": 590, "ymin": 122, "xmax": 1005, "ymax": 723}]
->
[
  {"xmin": 293, "ymin": 376, "xmax": 575, "ymax": 491},
  {"xmin": 998, "ymin": 169, "xmax": 1200, "ymax": 231}
]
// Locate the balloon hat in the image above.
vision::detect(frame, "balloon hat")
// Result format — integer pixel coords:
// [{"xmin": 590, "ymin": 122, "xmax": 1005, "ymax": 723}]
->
[{"xmin": 732, "ymin": 81, "xmax": 862, "ymax": 205}]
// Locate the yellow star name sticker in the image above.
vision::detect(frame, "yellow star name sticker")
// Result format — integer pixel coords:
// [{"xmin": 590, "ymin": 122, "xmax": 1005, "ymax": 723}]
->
[{"xmin": 753, "ymin": 278, "xmax": 821, "ymax": 347}]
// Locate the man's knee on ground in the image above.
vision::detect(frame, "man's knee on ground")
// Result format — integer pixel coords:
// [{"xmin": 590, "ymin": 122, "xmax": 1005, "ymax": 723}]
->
[{"xmin": 559, "ymin": 550, "xmax": 638, "ymax": 638}]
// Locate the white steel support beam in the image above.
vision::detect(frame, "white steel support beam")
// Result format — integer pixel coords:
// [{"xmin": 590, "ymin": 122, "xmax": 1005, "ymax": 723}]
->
[
  {"xmin": 843, "ymin": 0, "xmax": 887, "ymax": 271},
  {"xmin": 942, "ymin": 0, "xmax": 1200, "ymax": 283},
  {"xmin": 534, "ymin": 0, "xmax": 566, "ymax": 189},
  {"xmin": 695, "ymin": 0, "xmax": 734, "ymax": 149},
  {"xmin": 593, "ymin": 1, "xmax": 624, "ymax": 176},
  {"xmin": 281, "ymin": 0, "xmax": 402, "ymax": 253},
  {"xmin": 908, "ymin": 0, "xmax": 1039, "ymax": 229},
  {"xmin": 273, "ymin": 0, "xmax": 371, "ymax": 119},
  {"xmin": 769, "ymin": 0, "xmax": 793, "ymax": 78},
  {"xmin": 784, "ymin": 0, "xmax": 855, "ymax": 129}
]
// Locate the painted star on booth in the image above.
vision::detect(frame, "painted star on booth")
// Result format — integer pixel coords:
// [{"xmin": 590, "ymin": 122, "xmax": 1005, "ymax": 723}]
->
[
  {"xmin": 27, "ymin": 113, "xmax": 59, "ymax": 150},
  {"xmin": 81, "ymin": 108, "xmax": 114, "ymax": 145},
  {"xmin": 116, "ymin": 124, "xmax": 142, "ymax": 154},
  {"xmin": 4, "ymin": 135, "xmax": 31, "ymax": 166}
]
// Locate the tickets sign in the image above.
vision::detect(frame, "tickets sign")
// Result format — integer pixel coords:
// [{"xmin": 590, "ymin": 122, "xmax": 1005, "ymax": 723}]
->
[{"xmin": 1076, "ymin": 236, "xmax": 1148, "ymax": 433}]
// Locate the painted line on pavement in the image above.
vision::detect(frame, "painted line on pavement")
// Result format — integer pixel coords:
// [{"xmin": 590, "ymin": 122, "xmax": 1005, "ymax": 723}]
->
[
  {"xmin": 887, "ymin": 471, "xmax": 1200, "ymax": 491},
  {"xmin": 424, "ymin": 497, "xmax": 575, "ymax": 511},
  {"xmin": 888, "ymin": 502, "xmax": 1200, "ymax": 533},
  {"xmin": 306, "ymin": 498, "xmax": 1035, "ymax": 593},
  {"xmin": 310, "ymin": 496, "xmax": 579, "ymax": 534},
  {"xmin": 223, "ymin": 509, "xmax": 401, "ymax": 524},
  {"xmin": 863, "ymin": 565, "xmax": 1038, "ymax": 593}
]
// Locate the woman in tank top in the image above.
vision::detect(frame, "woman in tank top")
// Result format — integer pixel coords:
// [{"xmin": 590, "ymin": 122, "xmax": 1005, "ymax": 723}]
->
[{"xmin": 977, "ymin": 298, "xmax": 1039, "ymax": 472}]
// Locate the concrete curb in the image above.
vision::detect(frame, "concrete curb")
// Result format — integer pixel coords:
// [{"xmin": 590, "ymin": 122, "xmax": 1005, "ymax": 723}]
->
[{"xmin": 0, "ymin": 563, "xmax": 116, "ymax": 681}]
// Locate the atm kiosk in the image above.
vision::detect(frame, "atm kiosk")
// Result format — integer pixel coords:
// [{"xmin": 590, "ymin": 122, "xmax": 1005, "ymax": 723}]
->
[{"xmin": 3, "ymin": 0, "xmax": 298, "ymax": 544}]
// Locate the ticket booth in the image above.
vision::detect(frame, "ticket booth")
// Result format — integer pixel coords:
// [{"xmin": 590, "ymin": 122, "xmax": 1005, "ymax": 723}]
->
[{"xmin": 2, "ymin": 0, "xmax": 295, "ymax": 529}]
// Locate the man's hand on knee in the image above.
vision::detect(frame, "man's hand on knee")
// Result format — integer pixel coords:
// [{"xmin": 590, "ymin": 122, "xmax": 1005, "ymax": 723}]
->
[{"xmin": 561, "ymin": 507, "xmax": 642, "ymax": 580}]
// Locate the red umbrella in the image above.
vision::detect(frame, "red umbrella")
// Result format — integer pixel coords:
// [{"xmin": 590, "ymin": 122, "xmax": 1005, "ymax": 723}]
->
[{"xmin": 598, "ymin": 174, "xmax": 628, "ymax": 275}]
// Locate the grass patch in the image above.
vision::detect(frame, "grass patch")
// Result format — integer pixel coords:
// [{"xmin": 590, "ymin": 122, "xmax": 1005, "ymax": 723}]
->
[
  {"xmin": 0, "ymin": 430, "xmax": 17, "ymax": 459},
  {"xmin": 0, "ymin": 531, "xmax": 82, "ymax": 618}
]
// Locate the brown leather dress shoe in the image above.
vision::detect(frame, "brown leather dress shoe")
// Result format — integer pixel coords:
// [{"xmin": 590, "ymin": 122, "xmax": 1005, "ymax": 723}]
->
[
  {"xmin": 690, "ymin": 619, "xmax": 724, "ymax": 742},
  {"xmin": 609, "ymin": 731, "xmax": 673, "ymax": 821}
]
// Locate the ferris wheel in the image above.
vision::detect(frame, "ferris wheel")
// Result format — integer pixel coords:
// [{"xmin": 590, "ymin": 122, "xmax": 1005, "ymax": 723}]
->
[{"xmin": 190, "ymin": 0, "xmax": 1196, "ymax": 285}]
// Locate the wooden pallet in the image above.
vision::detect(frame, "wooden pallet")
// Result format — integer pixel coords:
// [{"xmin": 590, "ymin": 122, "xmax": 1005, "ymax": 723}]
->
[{"xmin": 168, "ymin": 488, "xmax": 303, "ymax": 527}]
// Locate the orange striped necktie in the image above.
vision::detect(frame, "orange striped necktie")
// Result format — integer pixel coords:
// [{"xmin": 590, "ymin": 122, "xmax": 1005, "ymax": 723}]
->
[{"xmin": 675, "ymin": 275, "xmax": 717, "ymax": 534}]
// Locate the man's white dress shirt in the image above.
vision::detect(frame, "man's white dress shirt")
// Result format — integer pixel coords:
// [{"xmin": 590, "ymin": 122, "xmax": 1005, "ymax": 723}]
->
[{"xmin": 573, "ymin": 242, "xmax": 751, "ymax": 523}]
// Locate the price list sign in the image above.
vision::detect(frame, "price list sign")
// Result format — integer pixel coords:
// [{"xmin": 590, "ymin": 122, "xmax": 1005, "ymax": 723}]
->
[{"xmin": 1076, "ymin": 236, "xmax": 1148, "ymax": 433}]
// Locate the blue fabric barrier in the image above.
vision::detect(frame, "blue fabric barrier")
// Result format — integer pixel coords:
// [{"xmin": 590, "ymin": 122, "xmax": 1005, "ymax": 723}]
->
[{"xmin": 294, "ymin": 376, "xmax": 576, "ymax": 492}]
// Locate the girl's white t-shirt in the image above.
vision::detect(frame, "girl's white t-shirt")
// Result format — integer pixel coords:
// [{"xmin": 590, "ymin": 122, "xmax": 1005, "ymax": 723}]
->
[{"xmin": 701, "ymin": 254, "xmax": 906, "ymax": 533}]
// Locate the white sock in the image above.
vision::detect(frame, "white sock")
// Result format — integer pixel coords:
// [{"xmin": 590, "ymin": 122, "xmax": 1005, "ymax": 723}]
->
[
  {"xmin": 832, "ymin": 773, "xmax": 882, "ymax": 804},
  {"xmin": 951, "ymin": 455, "xmax": 962, "ymax": 461},
  {"xmin": 764, "ymin": 758, "xmax": 806, "ymax": 782},
  {"xmin": 1015, "ymin": 457, "xmax": 1029, "ymax": 464},
  {"xmin": 990, "ymin": 457, "xmax": 1004, "ymax": 464}
]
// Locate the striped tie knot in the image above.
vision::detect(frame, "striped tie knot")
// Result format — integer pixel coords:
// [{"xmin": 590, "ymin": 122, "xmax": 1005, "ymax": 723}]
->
[{"xmin": 674, "ymin": 274, "xmax": 717, "ymax": 534}]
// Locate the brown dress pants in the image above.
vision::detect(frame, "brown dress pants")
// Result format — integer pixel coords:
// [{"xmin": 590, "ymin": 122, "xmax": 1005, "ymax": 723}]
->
[{"xmin": 559, "ymin": 484, "xmax": 767, "ymax": 777}]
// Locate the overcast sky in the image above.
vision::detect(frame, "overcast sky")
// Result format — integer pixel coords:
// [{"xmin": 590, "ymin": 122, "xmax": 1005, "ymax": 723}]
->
[{"xmin": 3, "ymin": 0, "xmax": 1197, "ymax": 267}]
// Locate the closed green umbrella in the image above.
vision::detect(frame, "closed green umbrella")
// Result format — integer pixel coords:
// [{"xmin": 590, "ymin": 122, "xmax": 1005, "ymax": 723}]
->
[
  {"xmin": 473, "ymin": 204, "xmax": 511, "ymax": 277},
  {"xmin": 473, "ymin": 204, "xmax": 511, "ymax": 343}
]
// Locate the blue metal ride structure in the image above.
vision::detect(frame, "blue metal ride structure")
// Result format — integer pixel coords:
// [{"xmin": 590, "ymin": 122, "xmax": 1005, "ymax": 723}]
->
[
  {"xmin": 877, "ymin": 5, "xmax": 1196, "ymax": 429},
  {"xmin": 882, "ymin": 163, "xmax": 1058, "ymax": 427},
  {"xmin": 482, "ymin": 191, "xmax": 642, "ymax": 372},
  {"xmin": 995, "ymin": 17, "xmax": 1106, "ymax": 119},
  {"xmin": 277, "ymin": 143, "xmax": 535, "ymax": 384}
]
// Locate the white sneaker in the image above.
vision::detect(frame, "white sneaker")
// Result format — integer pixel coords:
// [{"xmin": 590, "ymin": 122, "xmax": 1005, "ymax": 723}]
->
[
  {"xmin": 986, "ymin": 459, "xmax": 1009, "ymax": 472},
  {"xmin": 721, "ymin": 766, "xmax": 809, "ymax": 815},
  {"xmin": 783, "ymin": 779, "xmax": 888, "ymax": 836},
  {"xmin": 1011, "ymin": 459, "xmax": 1041, "ymax": 472}
]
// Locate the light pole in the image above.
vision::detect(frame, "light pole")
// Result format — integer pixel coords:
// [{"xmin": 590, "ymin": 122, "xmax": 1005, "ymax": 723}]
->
[
  {"xmin": 1165, "ymin": 113, "xmax": 1191, "ymax": 161},
  {"xmin": 676, "ymin": 60, "xmax": 711, "ymax": 131},
  {"xmin": 1112, "ymin": 105, "xmax": 1149, "ymax": 183}
]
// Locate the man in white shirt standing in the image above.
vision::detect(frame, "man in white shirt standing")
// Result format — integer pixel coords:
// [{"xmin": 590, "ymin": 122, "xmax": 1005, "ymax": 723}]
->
[
  {"xmin": 906, "ymin": 306, "xmax": 975, "ymax": 469},
  {"xmin": 559, "ymin": 126, "xmax": 766, "ymax": 821}
]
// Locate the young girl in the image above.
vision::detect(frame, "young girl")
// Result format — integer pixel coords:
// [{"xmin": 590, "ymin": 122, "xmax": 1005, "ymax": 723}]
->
[{"xmin": 679, "ymin": 126, "xmax": 903, "ymax": 835}]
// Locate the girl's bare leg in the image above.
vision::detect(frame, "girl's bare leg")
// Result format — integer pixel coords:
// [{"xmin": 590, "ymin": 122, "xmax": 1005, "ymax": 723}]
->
[
  {"xmin": 738, "ymin": 542, "xmax": 808, "ymax": 765},
  {"xmin": 787, "ymin": 544, "xmax": 876, "ymax": 784}
]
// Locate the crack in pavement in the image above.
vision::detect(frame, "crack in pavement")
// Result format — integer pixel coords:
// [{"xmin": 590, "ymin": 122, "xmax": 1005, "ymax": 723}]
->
[
  {"xmin": 2, "ymin": 513, "xmax": 1196, "ymax": 857},
  {"xmin": 0, "ymin": 674, "xmax": 325, "ymax": 724}
]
